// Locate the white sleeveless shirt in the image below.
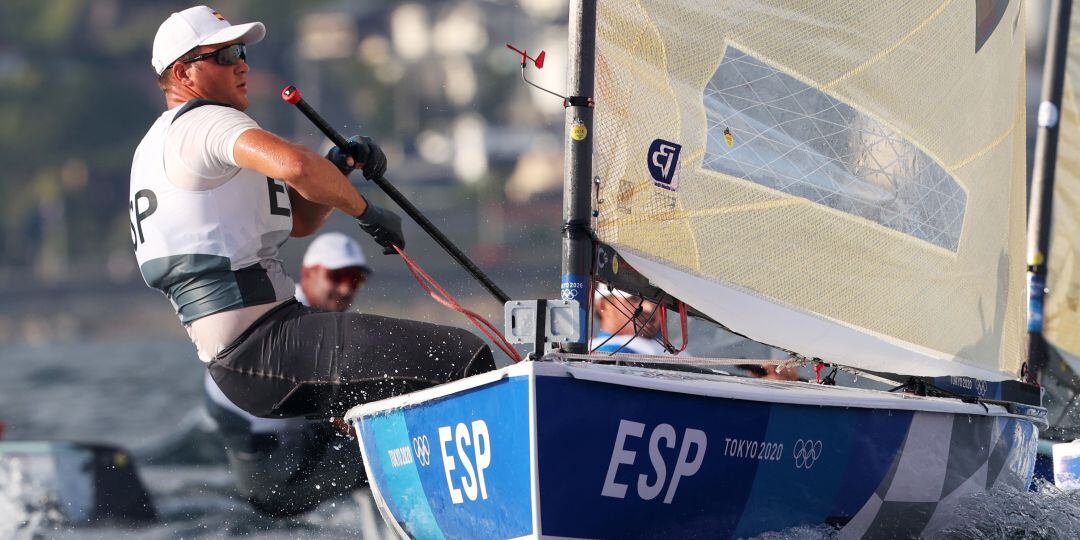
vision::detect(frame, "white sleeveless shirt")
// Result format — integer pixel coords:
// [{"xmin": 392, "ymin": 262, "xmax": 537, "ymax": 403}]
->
[{"xmin": 129, "ymin": 101, "xmax": 295, "ymax": 361}]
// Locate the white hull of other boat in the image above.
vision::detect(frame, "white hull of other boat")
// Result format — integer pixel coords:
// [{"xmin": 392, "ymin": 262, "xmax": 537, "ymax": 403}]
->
[{"xmin": 345, "ymin": 356, "xmax": 1045, "ymax": 539}]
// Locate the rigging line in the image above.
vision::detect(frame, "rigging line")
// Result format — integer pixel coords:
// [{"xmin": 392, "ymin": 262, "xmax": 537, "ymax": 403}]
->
[
  {"xmin": 658, "ymin": 302, "xmax": 671, "ymax": 351},
  {"xmin": 820, "ymin": 366, "xmax": 838, "ymax": 386},
  {"xmin": 596, "ymin": 286, "xmax": 644, "ymax": 329},
  {"xmin": 589, "ymin": 289, "xmax": 638, "ymax": 350},
  {"xmin": 590, "ymin": 287, "xmax": 657, "ymax": 353},
  {"xmin": 657, "ymin": 300, "xmax": 689, "ymax": 354},
  {"xmin": 585, "ymin": 272, "xmax": 596, "ymax": 344},
  {"xmin": 589, "ymin": 286, "xmax": 653, "ymax": 353},
  {"xmin": 590, "ymin": 305, "xmax": 641, "ymax": 353},
  {"xmin": 424, "ymin": 279, "xmax": 518, "ymax": 361},
  {"xmin": 411, "ymin": 266, "xmax": 518, "ymax": 361},
  {"xmin": 394, "ymin": 246, "xmax": 522, "ymax": 363},
  {"xmin": 604, "ymin": 283, "xmax": 642, "ymax": 316},
  {"xmin": 596, "ymin": 276, "xmax": 761, "ymax": 354},
  {"xmin": 607, "ymin": 293, "xmax": 666, "ymax": 356},
  {"xmin": 605, "ymin": 291, "xmax": 638, "ymax": 320}
]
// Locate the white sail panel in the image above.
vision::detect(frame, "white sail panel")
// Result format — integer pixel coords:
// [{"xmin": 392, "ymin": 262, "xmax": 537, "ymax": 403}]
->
[
  {"xmin": 593, "ymin": 0, "xmax": 1027, "ymax": 379},
  {"xmin": 1045, "ymin": 6, "xmax": 1080, "ymax": 361},
  {"xmin": 703, "ymin": 47, "xmax": 967, "ymax": 252}
]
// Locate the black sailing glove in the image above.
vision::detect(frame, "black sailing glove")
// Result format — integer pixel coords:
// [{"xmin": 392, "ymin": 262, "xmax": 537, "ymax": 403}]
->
[
  {"xmin": 325, "ymin": 135, "xmax": 387, "ymax": 181},
  {"xmin": 325, "ymin": 136, "xmax": 368, "ymax": 175},
  {"xmin": 356, "ymin": 203, "xmax": 404, "ymax": 254}
]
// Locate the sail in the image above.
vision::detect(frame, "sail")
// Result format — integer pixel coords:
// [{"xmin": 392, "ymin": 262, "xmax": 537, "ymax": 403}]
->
[
  {"xmin": 1045, "ymin": 5, "xmax": 1080, "ymax": 361},
  {"xmin": 591, "ymin": 0, "xmax": 1027, "ymax": 380}
]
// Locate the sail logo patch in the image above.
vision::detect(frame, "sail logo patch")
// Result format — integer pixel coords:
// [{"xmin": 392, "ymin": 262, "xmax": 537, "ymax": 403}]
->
[{"xmin": 647, "ymin": 139, "xmax": 681, "ymax": 190}]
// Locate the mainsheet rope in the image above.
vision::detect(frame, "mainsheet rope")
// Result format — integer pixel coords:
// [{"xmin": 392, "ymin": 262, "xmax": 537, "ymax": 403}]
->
[
  {"xmin": 393, "ymin": 242, "xmax": 689, "ymax": 363},
  {"xmin": 394, "ymin": 246, "xmax": 523, "ymax": 363}
]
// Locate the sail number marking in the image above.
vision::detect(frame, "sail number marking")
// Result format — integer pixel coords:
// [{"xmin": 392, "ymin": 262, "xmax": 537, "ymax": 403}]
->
[
  {"xmin": 601, "ymin": 419, "xmax": 707, "ymax": 504},
  {"xmin": 438, "ymin": 420, "xmax": 491, "ymax": 504}
]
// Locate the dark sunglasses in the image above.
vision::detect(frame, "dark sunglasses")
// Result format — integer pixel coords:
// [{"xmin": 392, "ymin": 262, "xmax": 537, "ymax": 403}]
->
[
  {"xmin": 327, "ymin": 267, "xmax": 368, "ymax": 286},
  {"xmin": 179, "ymin": 43, "xmax": 247, "ymax": 67}
]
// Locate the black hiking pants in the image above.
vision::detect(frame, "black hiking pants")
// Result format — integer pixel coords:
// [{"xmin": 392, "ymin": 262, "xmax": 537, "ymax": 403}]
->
[{"xmin": 208, "ymin": 299, "xmax": 496, "ymax": 418}]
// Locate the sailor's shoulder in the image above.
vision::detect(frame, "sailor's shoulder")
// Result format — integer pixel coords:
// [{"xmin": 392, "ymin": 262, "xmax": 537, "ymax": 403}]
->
[{"xmin": 172, "ymin": 103, "xmax": 257, "ymax": 126}]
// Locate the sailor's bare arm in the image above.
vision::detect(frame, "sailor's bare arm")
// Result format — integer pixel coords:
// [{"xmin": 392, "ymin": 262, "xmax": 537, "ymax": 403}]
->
[{"xmin": 233, "ymin": 129, "xmax": 367, "ymax": 236}]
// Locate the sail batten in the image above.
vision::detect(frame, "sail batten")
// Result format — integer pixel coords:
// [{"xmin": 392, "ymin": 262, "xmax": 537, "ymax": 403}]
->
[{"xmin": 593, "ymin": 0, "xmax": 1027, "ymax": 379}]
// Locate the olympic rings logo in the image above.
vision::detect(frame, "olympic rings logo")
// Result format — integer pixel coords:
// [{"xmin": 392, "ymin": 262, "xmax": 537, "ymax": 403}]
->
[
  {"xmin": 412, "ymin": 435, "xmax": 432, "ymax": 467},
  {"xmin": 792, "ymin": 439, "xmax": 822, "ymax": 469},
  {"xmin": 974, "ymin": 379, "xmax": 988, "ymax": 396}
]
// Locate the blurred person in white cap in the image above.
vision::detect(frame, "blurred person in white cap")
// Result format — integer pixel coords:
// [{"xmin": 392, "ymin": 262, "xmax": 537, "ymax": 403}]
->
[
  {"xmin": 590, "ymin": 284, "xmax": 667, "ymax": 355},
  {"xmin": 200, "ymin": 233, "xmax": 385, "ymax": 524},
  {"xmin": 295, "ymin": 232, "xmax": 371, "ymax": 311},
  {"xmin": 129, "ymin": 6, "xmax": 495, "ymax": 423}
]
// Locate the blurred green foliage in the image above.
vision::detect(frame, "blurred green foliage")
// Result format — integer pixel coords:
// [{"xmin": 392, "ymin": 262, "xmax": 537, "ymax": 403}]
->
[
  {"xmin": 0, "ymin": 1, "xmax": 330, "ymax": 271},
  {"xmin": 0, "ymin": 0, "xmax": 564, "ymax": 286}
]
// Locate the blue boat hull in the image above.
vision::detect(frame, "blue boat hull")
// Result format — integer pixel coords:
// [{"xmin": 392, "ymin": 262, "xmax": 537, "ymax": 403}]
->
[{"xmin": 347, "ymin": 360, "xmax": 1041, "ymax": 539}]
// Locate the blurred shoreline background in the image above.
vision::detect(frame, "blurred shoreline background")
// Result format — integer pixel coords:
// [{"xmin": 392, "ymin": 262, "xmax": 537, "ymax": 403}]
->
[{"xmin": 0, "ymin": 0, "xmax": 573, "ymax": 348}]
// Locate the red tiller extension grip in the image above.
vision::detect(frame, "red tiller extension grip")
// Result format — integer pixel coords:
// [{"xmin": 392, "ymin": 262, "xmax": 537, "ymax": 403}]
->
[{"xmin": 281, "ymin": 85, "xmax": 349, "ymax": 148}]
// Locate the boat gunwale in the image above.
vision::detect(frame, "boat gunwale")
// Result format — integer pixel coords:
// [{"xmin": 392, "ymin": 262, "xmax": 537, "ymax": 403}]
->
[{"xmin": 344, "ymin": 357, "xmax": 1047, "ymax": 427}]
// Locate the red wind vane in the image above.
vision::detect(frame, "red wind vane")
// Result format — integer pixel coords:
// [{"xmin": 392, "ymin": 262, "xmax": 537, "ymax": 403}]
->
[{"xmin": 505, "ymin": 43, "xmax": 545, "ymax": 69}]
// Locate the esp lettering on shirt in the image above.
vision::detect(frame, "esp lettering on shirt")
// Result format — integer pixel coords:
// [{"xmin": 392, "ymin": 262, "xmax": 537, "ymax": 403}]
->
[{"xmin": 128, "ymin": 178, "xmax": 291, "ymax": 249}]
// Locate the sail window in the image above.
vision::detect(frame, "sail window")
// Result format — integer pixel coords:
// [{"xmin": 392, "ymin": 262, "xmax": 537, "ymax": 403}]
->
[{"xmin": 702, "ymin": 47, "xmax": 966, "ymax": 252}]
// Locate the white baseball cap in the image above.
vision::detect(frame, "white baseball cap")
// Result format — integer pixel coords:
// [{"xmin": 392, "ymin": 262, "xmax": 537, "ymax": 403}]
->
[
  {"xmin": 152, "ymin": 5, "xmax": 266, "ymax": 75},
  {"xmin": 302, "ymin": 233, "xmax": 371, "ymax": 272}
]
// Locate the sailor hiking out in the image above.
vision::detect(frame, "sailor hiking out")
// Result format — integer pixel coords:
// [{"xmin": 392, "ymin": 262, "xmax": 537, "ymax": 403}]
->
[
  {"xmin": 204, "ymin": 234, "xmax": 389, "ymax": 526},
  {"xmin": 129, "ymin": 5, "xmax": 496, "ymax": 420}
]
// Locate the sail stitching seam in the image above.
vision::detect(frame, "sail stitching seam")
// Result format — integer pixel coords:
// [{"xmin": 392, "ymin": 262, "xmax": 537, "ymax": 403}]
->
[{"xmin": 822, "ymin": 0, "xmax": 952, "ymax": 91}]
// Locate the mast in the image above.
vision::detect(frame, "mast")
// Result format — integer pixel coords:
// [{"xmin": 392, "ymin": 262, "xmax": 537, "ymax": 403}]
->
[
  {"xmin": 1027, "ymin": 0, "xmax": 1074, "ymax": 384},
  {"xmin": 561, "ymin": 0, "xmax": 598, "ymax": 353}
]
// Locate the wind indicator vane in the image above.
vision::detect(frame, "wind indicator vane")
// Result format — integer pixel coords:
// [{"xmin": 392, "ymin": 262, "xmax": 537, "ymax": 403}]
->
[
  {"xmin": 506, "ymin": 43, "xmax": 546, "ymax": 69},
  {"xmin": 506, "ymin": 43, "xmax": 592, "ymax": 108}
]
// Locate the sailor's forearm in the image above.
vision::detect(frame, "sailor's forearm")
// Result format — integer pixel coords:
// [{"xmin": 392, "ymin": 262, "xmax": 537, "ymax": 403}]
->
[
  {"xmin": 234, "ymin": 129, "xmax": 367, "ymax": 217},
  {"xmin": 281, "ymin": 153, "xmax": 366, "ymax": 216}
]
